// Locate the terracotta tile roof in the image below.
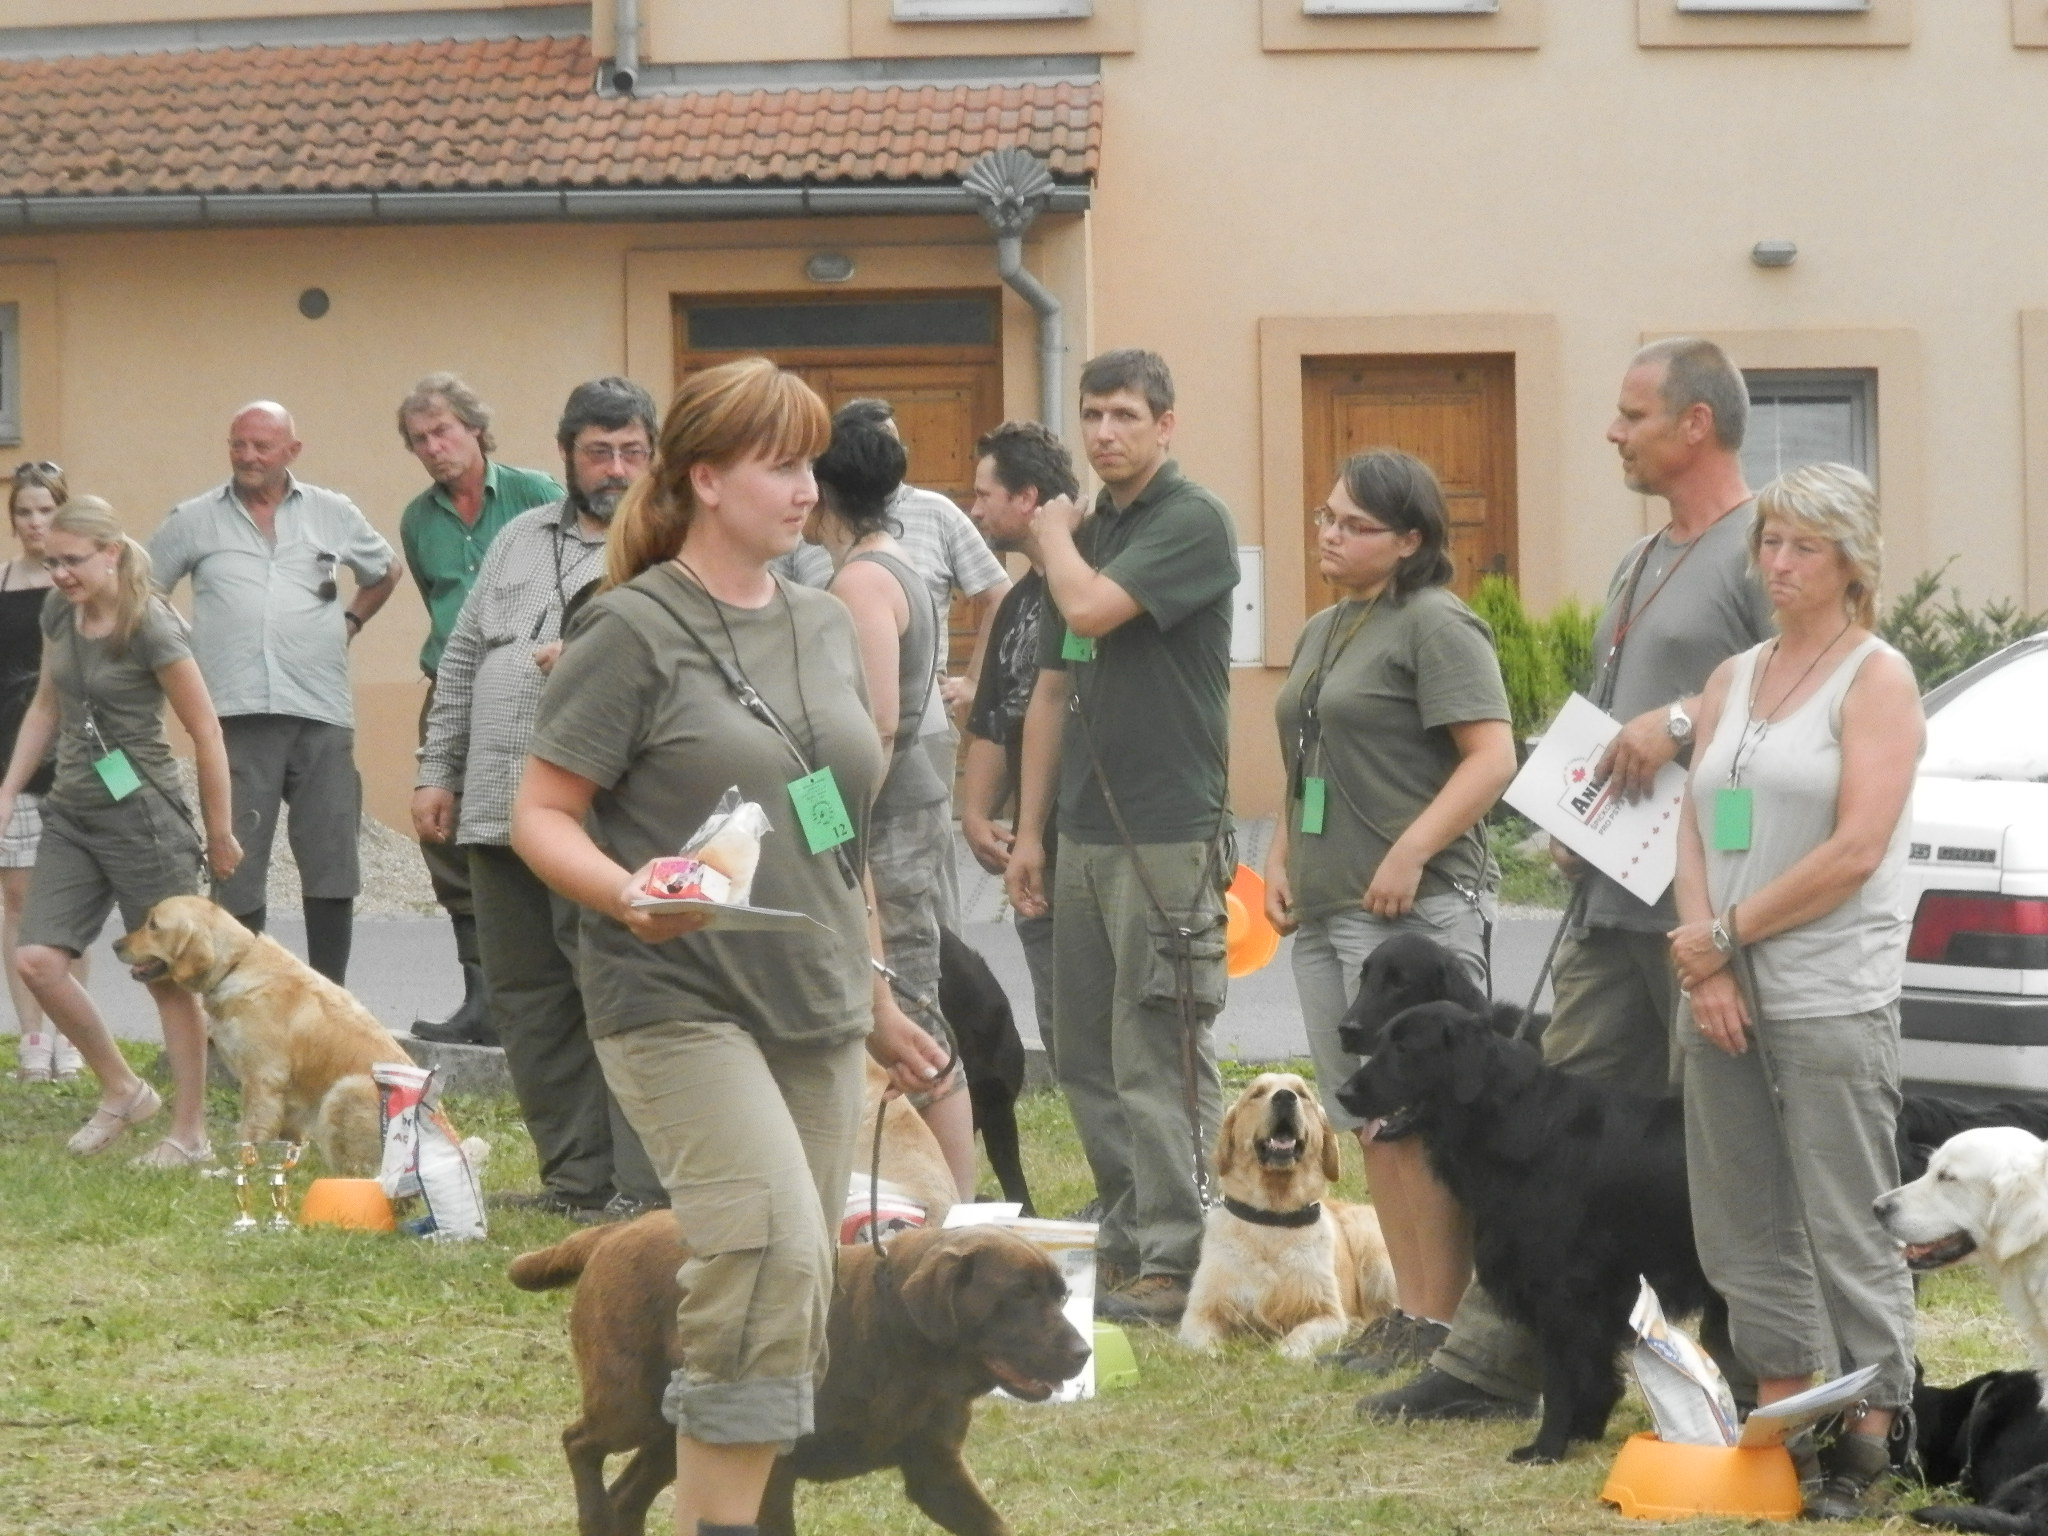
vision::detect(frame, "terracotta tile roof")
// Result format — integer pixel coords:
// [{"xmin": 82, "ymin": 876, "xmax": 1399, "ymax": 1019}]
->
[{"xmin": 0, "ymin": 34, "xmax": 1099, "ymax": 199}]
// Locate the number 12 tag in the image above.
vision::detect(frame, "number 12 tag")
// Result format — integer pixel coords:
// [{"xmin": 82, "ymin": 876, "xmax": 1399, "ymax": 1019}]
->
[
  {"xmin": 1712, "ymin": 786, "xmax": 1753, "ymax": 853},
  {"xmin": 1060, "ymin": 628, "xmax": 1095, "ymax": 663},
  {"xmin": 93, "ymin": 747, "xmax": 141, "ymax": 802},
  {"xmin": 788, "ymin": 767, "xmax": 855, "ymax": 855},
  {"xmin": 1300, "ymin": 776, "xmax": 1327, "ymax": 836}
]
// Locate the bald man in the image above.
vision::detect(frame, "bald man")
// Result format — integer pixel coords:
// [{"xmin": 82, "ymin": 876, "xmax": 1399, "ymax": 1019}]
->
[{"xmin": 150, "ymin": 402, "xmax": 401, "ymax": 982}]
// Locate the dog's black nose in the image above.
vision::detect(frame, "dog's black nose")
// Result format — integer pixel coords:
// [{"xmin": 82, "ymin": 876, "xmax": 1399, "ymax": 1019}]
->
[{"xmin": 1272, "ymin": 1088, "xmax": 1296, "ymax": 1109}]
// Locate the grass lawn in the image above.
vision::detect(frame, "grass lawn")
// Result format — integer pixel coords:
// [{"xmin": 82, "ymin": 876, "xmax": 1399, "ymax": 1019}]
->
[{"xmin": 0, "ymin": 1046, "xmax": 2022, "ymax": 1535}]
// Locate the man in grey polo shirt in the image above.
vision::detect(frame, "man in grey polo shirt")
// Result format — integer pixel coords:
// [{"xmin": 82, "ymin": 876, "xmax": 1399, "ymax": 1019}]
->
[
  {"xmin": 412, "ymin": 377, "xmax": 664, "ymax": 1221},
  {"xmin": 150, "ymin": 401, "xmax": 399, "ymax": 983}
]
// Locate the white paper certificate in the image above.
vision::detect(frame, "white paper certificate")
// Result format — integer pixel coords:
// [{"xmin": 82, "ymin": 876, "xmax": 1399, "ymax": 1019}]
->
[{"xmin": 1503, "ymin": 693, "xmax": 1688, "ymax": 903}]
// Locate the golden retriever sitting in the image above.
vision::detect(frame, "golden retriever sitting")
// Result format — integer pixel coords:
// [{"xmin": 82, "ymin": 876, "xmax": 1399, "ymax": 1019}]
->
[
  {"xmin": 115, "ymin": 895, "xmax": 415, "ymax": 1174},
  {"xmin": 1179, "ymin": 1072, "xmax": 1395, "ymax": 1358}
]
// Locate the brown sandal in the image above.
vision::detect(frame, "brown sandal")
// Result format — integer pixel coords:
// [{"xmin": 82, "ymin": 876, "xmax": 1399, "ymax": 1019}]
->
[{"xmin": 66, "ymin": 1080, "xmax": 162, "ymax": 1156}]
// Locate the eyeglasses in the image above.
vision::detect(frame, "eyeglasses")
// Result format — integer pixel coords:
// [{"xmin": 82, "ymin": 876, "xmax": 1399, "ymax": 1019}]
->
[
  {"xmin": 574, "ymin": 442, "xmax": 651, "ymax": 469},
  {"xmin": 311, "ymin": 551, "xmax": 337, "ymax": 602},
  {"xmin": 41, "ymin": 550, "xmax": 105, "ymax": 573},
  {"xmin": 12, "ymin": 460, "xmax": 60, "ymax": 482},
  {"xmin": 1312, "ymin": 506, "xmax": 1399, "ymax": 539}
]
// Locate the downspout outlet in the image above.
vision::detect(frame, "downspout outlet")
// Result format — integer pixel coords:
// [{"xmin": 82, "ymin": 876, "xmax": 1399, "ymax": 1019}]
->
[{"xmin": 964, "ymin": 147, "xmax": 1063, "ymax": 428}]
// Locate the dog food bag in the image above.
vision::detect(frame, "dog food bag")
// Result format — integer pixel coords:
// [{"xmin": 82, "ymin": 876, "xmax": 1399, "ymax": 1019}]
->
[
  {"xmin": 374, "ymin": 1062, "xmax": 487, "ymax": 1242},
  {"xmin": 1627, "ymin": 1278, "xmax": 1739, "ymax": 1447},
  {"xmin": 681, "ymin": 788, "xmax": 771, "ymax": 906},
  {"xmin": 1734, "ymin": 1364, "xmax": 1883, "ymax": 1449},
  {"xmin": 841, "ymin": 1173, "xmax": 927, "ymax": 1245},
  {"xmin": 641, "ymin": 856, "xmax": 733, "ymax": 905}
]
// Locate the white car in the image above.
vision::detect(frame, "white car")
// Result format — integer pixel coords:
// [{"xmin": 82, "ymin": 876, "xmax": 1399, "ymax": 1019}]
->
[{"xmin": 1900, "ymin": 634, "xmax": 2048, "ymax": 1100}]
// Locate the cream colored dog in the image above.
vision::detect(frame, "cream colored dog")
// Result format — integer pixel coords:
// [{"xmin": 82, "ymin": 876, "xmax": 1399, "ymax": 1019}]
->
[
  {"xmin": 1876, "ymin": 1125, "xmax": 2048, "ymax": 1372},
  {"xmin": 855, "ymin": 1055, "xmax": 957, "ymax": 1229},
  {"xmin": 115, "ymin": 895, "xmax": 416, "ymax": 1175},
  {"xmin": 1180, "ymin": 1072, "xmax": 1395, "ymax": 1358}
]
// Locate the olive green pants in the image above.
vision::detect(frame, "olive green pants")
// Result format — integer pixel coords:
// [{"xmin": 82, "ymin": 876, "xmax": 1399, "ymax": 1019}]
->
[{"xmin": 1052, "ymin": 836, "xmax": 1224, "ymax": 1281}]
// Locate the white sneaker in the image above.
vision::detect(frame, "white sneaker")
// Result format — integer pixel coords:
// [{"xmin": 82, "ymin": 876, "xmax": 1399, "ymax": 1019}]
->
[
  {"xmin": 50, "ymin": 1033, "xmax": 83, "ymax": 1080},
  {"xmin": 16, "ymin": 1032, "xmax": 53, "ymax": 1084}
]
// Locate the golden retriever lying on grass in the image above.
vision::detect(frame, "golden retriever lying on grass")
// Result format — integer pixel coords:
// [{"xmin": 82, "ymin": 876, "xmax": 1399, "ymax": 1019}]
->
[
  {"xmin": 1180, "ymin": 1072, "xmax": 1395, "ymax": 1358},
  {"xmin": 115, "ymin": 895, "xmax": 415, "ymax": 1174}
]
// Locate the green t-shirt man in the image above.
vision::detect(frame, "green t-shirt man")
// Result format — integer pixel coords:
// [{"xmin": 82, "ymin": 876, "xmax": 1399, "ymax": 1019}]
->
[
  {"xmin": 1037, "ymin": 460, "xmax": 1238, "ymax": 844},
  {"xmin": 400, "ymin": 459, "xmax": 563, "ymax": 675},
  {"xmin": 1274, "ymin": 586, "xmax": 1510, "ymax": 923}
]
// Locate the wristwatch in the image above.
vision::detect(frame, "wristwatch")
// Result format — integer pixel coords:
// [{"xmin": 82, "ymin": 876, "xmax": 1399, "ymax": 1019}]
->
[
  {"xmin": 1666, "ymin": 700, "xmax": 1694, "ymax": 744},
  {"xmin": 1710, "ymin": 915, "xmax": 1736, "ymax": 955}
]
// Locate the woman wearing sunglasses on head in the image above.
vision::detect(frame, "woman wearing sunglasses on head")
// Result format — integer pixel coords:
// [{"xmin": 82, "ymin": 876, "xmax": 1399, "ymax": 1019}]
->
[
  {"xmin": 0, "ymin": 496, "xmax": 241, "ymax": 1166},
  {"xmin": 1267, "ymin": 449, "xmax": 1517, "ymax": 1376}
]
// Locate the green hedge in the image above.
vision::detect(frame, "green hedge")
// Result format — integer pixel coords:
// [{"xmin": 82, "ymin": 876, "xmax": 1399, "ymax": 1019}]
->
[{"xmin": 1879, "ymin": 560, "xmax": 2048, "ymax": 692}]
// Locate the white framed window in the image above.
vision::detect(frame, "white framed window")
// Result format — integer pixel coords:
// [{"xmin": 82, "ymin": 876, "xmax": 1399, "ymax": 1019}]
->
[
  {"xmin": 0, "ymin": 305, "xmax": 18, "ymax": 447},
  {"xmin": 1677, "ymin": 0, "xmax": 1867, "ymax": 10},
  {"xmin": 1305, "ymin": 0, "xmax": 1497, "ymax": 12},
  {"xmin": 1741, "ymin": 369, "xmax": 1877, "ymax": 487},
  {"xmin": 892, "ymin": 0, "xmax": 1091, "ymax": 18}
]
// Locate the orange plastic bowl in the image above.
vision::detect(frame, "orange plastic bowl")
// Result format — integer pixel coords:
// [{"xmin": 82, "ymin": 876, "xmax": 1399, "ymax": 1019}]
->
[
  {"xmin": 299, "ymin": 1177, "xmax": 396, "ymax": 1232},
  {"xmin": 1599, "ymin": 1433, "xmax": 1801, "ymax": 1522},
  {"xmin": 1224, "ymin": 866, "xmax": 1281, "ymax": 978}
]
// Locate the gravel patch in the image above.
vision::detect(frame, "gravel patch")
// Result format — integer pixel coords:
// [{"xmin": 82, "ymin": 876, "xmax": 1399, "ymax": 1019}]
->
[{"xmin": 174, "ymin": 760, "xmax": 440, "ymax": 918}]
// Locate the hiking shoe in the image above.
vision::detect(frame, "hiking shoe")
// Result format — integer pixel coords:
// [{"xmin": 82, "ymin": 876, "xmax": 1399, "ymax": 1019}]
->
[
  {"xmin": 1356, "ymin": 1366, "xmax": 1535, "ymax": 1422},
  {"xmin": 1095, "ymin": 1256, "xmax": 1136, "ymax": 1295},
  {"xmin": 490, "ymin": 1190, "xmax": 607, "ymax": 1220},
  {"xmin": 1322, "ymin": 1312, "xmax": 1451, "ymax": 1374},
  {"xmin": 1804, "ymin": 1431, "xmax": 1892, "ymax": 1520},
  {"xmin": 1097, "ymin": 1274, "xmax": 1190, "ymax": 1326}
]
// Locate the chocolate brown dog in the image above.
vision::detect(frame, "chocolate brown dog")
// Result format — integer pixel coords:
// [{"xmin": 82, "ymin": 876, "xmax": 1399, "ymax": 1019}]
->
[{"xmin": 509, "ymin": 1215, "xmax": 1091, "ymax": 1536}]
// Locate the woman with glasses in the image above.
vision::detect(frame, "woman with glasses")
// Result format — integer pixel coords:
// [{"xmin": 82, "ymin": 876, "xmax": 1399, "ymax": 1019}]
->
[
  {"xmin": 2, "ymin": 462, "xmax": 86, "ymax": 1082},
  {"xmin": 1267, "ymin": 449, "xmax": 1517, "ymax": 1374},
  {"xmin": 0, "ymin": 497, "xmax": 241, "ymax": 1165}
]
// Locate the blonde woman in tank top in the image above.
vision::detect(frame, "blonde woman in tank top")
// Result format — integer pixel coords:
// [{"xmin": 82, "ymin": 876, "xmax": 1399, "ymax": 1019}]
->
[{"xmin": 1667, "ymin": 463, "xmax": 1923, "ymax": 1521}]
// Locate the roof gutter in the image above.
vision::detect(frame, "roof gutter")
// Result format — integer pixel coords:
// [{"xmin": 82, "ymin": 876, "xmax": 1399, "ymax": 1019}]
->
[
  {"xmin": 0, "ymin": 183, "xmax": 1090, "ymax": 232},
  {"xmin": 963, "ymin": 147, "xmax": 1064, "ymax": 428}
]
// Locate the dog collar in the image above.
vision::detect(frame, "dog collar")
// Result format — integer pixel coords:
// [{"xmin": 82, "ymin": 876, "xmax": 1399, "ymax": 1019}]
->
[{"xmin": 1221, "ymin": 1195, "xmax": 1322, "ymax": 1229}]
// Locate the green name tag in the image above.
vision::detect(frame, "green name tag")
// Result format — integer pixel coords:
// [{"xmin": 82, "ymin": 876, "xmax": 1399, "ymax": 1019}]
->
[
  {"xmin": 1060, "ymin": 627, "xmax": 1095, "ymax": 663},
  {"xmin": 788, "ymin": 767, "xmax": 856, "ymax": 856},
  {"xmin": 1712, "ymin": 786, "xmax": 1753, "ymax": 853},
  {"xmin": 93, "ymin": 747, "xmax": 141, "ymax": 802},
  {"xmin": 1300, "ymin": 776, "xmax": 1327, "ymax": 836}
]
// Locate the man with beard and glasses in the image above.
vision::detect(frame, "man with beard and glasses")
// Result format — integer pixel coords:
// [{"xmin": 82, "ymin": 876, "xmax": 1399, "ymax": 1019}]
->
[
  {"xmin": 397, "ymin": 374, "xmax": 562, "ymax": 1045},
  {"xmin": 412, "ymin": 377, "xmax": 664, "ymax": 1222}
]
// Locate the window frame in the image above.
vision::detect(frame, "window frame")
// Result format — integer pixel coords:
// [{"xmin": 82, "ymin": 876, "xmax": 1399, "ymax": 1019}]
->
[
  {"xmin": 1638, "ymin": 0, "xmax": 1908, "ymax": 46},
  {"xmin": 1302, "ymin": 0, "xmax": 1498, "ymax": 14},
  {"xmin": 889, "ymin": 0, "xmax": 1091, "ymax": 19},
  {"xmin": 1740, "ymin": 367, "xmax": 1879, "ymax": 488}
]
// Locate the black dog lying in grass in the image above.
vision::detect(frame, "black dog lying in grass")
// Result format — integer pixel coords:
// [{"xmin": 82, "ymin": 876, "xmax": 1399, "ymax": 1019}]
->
[
  {"xmin": 1913, "ymin": 1369, "xmax": 2048, "ymax": 1532},
  {"xmin": 1337, "ymin": 1000, "xmax": 1718, "ymax": 1464}
]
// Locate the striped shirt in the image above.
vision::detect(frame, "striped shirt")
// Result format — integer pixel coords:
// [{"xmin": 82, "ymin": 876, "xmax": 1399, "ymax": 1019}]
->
[{"xmin": 415, "ymin": 500, "xmax": 606, "ymax": 844}]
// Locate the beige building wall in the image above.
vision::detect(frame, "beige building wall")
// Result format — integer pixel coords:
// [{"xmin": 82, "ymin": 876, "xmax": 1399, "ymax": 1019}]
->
[{"xmin": 14, "ymin": 0, "xmax": 2048, "ymax": 821}]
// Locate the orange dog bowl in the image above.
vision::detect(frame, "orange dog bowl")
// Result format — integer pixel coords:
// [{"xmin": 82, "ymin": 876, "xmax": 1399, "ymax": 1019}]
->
[
  {"xmin": 1599, "ymin": 1433, "xmax": 1801, "ymax": 1522},
  {"xmin": 1224, "ymin": 866, "xmax": 1281, "ymax": 978},
  {"xmin": 299, "ymin": 1177, "xmax": 396, "ymax": 1232}
]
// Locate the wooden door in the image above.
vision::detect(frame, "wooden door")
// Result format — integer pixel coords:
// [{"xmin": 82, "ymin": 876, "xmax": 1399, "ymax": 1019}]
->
[
  {"xmin": 1301, "ymin": 354, "xmax": 1516, "ymax": 614},
  {"xmin": 676, "ymin": 295, "xmax": 1005, "ymax": 677}
]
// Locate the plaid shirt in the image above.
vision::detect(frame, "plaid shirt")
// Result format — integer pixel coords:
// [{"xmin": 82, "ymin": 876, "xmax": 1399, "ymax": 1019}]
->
[{"xmin": 415, "ymin": 500, "xmax": 605, "ymax": 844}]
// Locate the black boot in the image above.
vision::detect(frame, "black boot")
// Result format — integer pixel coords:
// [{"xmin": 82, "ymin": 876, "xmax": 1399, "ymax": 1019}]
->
[{"xmin": 412, "ymin": 916, "xmax": 497, "ymax": 1046}]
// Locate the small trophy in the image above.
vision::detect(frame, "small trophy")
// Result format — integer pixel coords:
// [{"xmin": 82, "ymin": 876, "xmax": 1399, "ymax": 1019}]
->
[
  {"xmin": 258, "ymin": 1140, "xmax": 305, "ymax": 1233},
  {"xmin": 226, "ymin": 1141, "xmax": 262, "ymax": 1235}
]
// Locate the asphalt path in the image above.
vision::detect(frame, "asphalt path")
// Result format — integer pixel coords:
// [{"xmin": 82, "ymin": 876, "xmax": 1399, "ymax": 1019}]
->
[{"xmin": 81, "ymin": 902, "xmax": 1568, "ymax": 1063}]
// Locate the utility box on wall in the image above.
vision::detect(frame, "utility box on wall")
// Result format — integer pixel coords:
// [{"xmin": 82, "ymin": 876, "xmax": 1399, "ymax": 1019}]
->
[{"xmin": 1232, "ymin": 548, "xmax": 1264, "ymax": 667}]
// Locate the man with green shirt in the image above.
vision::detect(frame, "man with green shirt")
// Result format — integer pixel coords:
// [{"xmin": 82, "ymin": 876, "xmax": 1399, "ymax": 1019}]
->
[
  {"xmin": 397, "ymin": 373, "xmax": 561, "ymax": 1045},
  {"xmin": 1006, "ymin": 349, "xmax": 1239, "ymax": 1326}
]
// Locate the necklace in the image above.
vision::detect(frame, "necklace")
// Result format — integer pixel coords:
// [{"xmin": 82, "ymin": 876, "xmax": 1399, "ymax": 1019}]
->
[{"xmin": 1727, "ymin": 619, "xmax": 1855, "ymax": 785}]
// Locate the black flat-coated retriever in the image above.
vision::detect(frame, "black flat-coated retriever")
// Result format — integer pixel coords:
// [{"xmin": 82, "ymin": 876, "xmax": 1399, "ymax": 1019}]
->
[
  {"xmin": 1913, "ymin": 1369, "xmax": 2048, "ymax": 1532},
  {"xmin": 1337, "ymin": 1001, "xmax": 1718, "ymax": 1464},
  {"xmin": 1336, "ymin": 930, "xmax": 1542, "ymax": 1060},
  {"xmin": 937, "ymin": 927, "xmax": 1034, "ymax": 1216}
]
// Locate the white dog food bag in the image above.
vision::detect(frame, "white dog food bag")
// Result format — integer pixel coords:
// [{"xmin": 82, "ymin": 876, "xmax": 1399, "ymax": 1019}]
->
[
  {"xmin": 1628, "ymin": 1278, "xmax": 1740, "ymax": 1447},
  {"xmin": 374, "ymin": 1061, "xmax": 487, "ymax": 1242}
]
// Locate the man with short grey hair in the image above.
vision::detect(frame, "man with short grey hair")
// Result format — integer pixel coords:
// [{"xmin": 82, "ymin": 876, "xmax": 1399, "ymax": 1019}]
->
[
  {"xmin": 150, "ymin": 402, "xmax": 400, "ymax": 984},
  {"xmin": 1357, "ymin": 337, "xmax": 1773, "ymax": 1416}
]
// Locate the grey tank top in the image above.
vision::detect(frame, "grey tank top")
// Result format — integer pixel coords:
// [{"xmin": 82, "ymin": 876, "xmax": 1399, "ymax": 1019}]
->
[
  {"xmin": 847, "ymin": 547, "xmax": 948, "ymax": 816},
  {"xmin": 1692, "ymin": 634, "xmax": 1913, "ymax": 1019}
]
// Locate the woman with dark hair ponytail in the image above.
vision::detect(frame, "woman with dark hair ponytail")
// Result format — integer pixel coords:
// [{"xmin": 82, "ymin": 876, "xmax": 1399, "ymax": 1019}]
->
[{"xmin": 1266, "ymin": 448, "xmax": 1518, "ymax": 1374}]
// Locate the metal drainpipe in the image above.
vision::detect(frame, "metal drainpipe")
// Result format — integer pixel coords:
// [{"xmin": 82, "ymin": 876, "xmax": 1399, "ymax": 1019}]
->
[
  {"xmin": 964, "ymin": 148, "xmax": 1063, "ymax": 427},
  {"xmin": 610, "ymin": 0, "xmax": 639, "ymax": 94}
]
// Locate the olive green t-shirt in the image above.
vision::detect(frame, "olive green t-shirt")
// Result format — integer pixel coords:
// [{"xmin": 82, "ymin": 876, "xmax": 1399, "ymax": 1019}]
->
[
  {"xmin": 1037, "ymin": 461, "xmax": 1238, "ymax": 844},
  {"xmin": 1274, "ymin": 586, "xmax": 1509, "ymax": 922},
  {"xmin": 41, "ymin": 592, "xmax": 193, "ymax": 812},
  {"xmin": 529, "ymin": 565, "xmax": 883, "ymax": 1046}
]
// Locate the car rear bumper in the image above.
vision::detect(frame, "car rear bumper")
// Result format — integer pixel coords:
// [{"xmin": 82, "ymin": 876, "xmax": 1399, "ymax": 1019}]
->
[{"xmin": 1900, "ymin": 985, "xmax": 2048, "ymax": 1097}]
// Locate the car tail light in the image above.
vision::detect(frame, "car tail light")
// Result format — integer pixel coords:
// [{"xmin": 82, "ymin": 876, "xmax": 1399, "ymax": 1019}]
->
[{"xmin": 1909, "ymin": 892, "xmax": 2048, "ymax": 967}]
